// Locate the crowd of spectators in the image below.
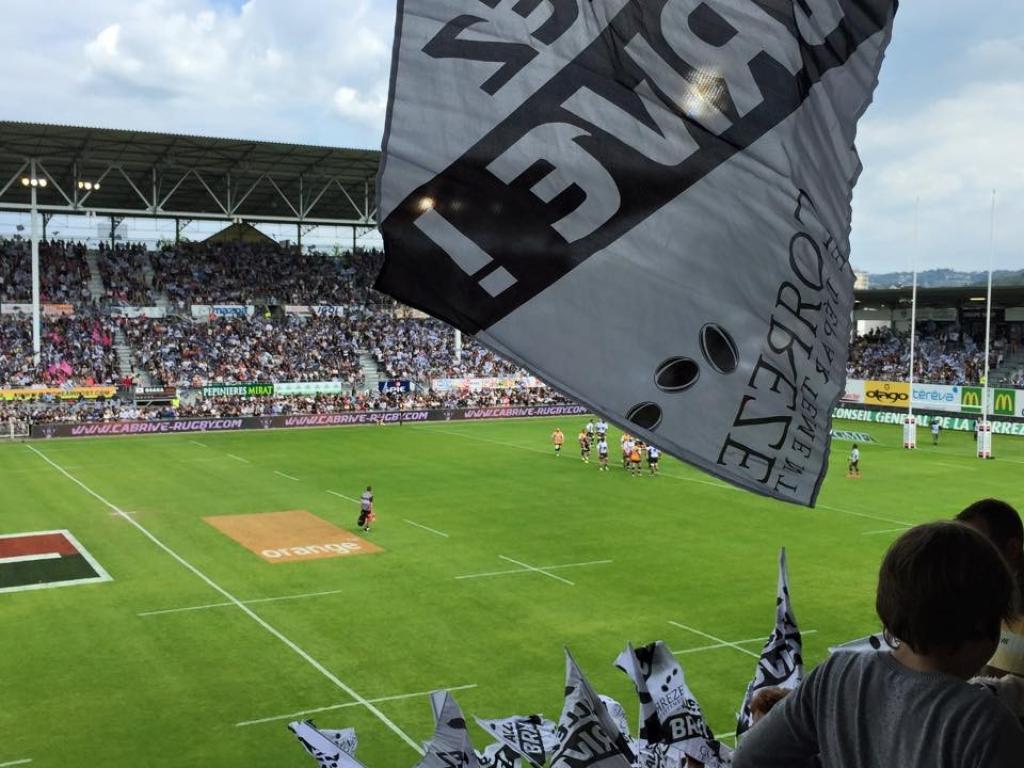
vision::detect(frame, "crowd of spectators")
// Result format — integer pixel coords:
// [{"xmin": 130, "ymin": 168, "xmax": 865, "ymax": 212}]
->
[
  {"xmin": 151, "ymin": 243, "xmax": 388, "ymax": 308},
  {"xmin": 847, "ymin": 326, "xmax": 997, "ymax": 385},
  {"xmin": 123, "ymin": 315, "xmax": 364, "ymax": 387},
  {"xmin": 0, "ymin": 238, "xmax": 91, "ymax": 304},
  {"xmin": 96, "ymin": 242, "xmax": 155, "ymax": 306},
  {"xmin": 0, "ymin": 385, "xmax": 573, "ymax": 426},
  {"xmin": 0, "ymin": 315, "xmax": 118, "ymax": 388},
  {"xmin": 359, "ymin": 315, "xmax": 526, "ymax": 380}
]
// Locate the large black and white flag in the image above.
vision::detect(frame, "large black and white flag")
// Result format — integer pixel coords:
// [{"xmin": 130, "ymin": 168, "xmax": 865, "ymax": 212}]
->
[
  {"xmin": 415, "ymin": 690, "xmax": 482, "ymax": 768},
  {"xmin": 614, "ymin": 641, "xmax": 729, "ymax": 766},
  {"xmin": 736, "ymin": 547, "xmax": 803, "ymax": 736},
  {"xmin": 378, "ymin": 0, "xmax": 898, "ymax": 505},
  {"xmin": 288, "ymin": 721, "xmax": 366, "ymax": 768},
  {"xmin": 551, "ymin": 649, "xmax": 635, "ymax": 767},
  {"xmin": 474, "ymin": 714, "xmax": 559, "ymax": 767}
]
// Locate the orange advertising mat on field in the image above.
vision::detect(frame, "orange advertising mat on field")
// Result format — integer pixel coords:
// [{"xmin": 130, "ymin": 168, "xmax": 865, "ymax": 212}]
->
[{"xmin": 205, "ymin": 510, "xmax": 382, "ymax": 564}]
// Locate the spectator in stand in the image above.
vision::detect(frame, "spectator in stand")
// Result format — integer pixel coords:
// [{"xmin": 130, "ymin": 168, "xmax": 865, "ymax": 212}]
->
[
  {"xmin": 0, "ymin": 314, "xmax": 118, "ymax": 387},
  {"xmin": 0, "ymin": 238, "xmax": 91, "ymax": 304},
  {"xmin": 96, "ymin": 242, "xmax": 155, "ymax": 306},
  {"xmin": 733, "ymin": 521, "xmax": 1024, "ymax": 768}
]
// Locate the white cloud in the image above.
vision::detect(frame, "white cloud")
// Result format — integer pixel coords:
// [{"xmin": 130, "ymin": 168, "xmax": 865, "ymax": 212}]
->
[
  {"xmin": 852, "ymin": 74, "xmax": 1024, "ymax": 272},
  {"xmin": 332, "ymin": 86, "xmax": 387, "ymax": 127},
  {"xmin": 0, "ymin": 0, "xmax": 396, "ymax": 146}
]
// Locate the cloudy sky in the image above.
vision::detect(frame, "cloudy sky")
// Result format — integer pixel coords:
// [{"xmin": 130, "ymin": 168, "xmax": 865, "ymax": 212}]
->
[{"xmin": 2, "ymin": 1, "xmax": 1022, "ymax": 273}]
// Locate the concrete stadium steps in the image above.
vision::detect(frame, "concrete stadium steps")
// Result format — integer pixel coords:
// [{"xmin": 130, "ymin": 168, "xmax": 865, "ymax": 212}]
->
[
  {"xmin": 113, "ymin": 326, "xmax": 153, "ymax": 386},
  {"xmin": 85, "ymin": 251, "xmax": 105, "ymax": 304},
  {"xmin": 357, "ymin": 351, "xmax": 381, "ymax": 391},
  {"xmin": 990, "ymin": 350, "xmax": 1024, "ymax": 385},
  {"xmin": 139, "ymin": 249, "xmax": 156, "ymax": 288}
]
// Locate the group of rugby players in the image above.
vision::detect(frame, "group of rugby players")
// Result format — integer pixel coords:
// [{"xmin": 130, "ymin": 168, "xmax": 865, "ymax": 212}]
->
[{"xmin": 551, "ymin": 418, "xmax": 661, "ymax": 475}]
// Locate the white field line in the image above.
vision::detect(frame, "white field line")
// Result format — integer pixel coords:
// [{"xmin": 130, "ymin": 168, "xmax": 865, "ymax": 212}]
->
[
  {"xmin": 0, "ymin": 760, "xmax": 32, "ymax": 767},
  {"xmin": 26, "ymin": 444, "xmax": 423, "ymax": 756},
  {"xmin": 498, "ymin": 555, "xmax": 575, "ymax": 586},
  {"xmin": 814, "ymin": 504, "xmax": 914, "ymax": 528},
  {"xmin": 327, "ymin": 490, "xmax": 361, "ymax": 503},
  {"xmin": 403, "ymin": 519, "xmax": 449, "ymax": 538},
  {"xmin": 274, "ymin": 470, "xmax": 300, "ymax": 481},
  {"xmin": 931, "ymin": 461, "xmax": 976, "ymax": 471},
  {"xmin": 455, "ymin": 559, "xmax": 613, "ymax": 580},
  {"xmin": 862, "ymin": 527, "xmax": 912, "ymax": 536},
  {"xmin": 190, "ymin": 440, "xmax": 207, "ymax": 448},
  {"xmin": 673, "ymin": 629, "xmax": 818, "ymax": 655},
  {"xmin": 227, "ymin": 453, "xmax": 249, "ymax": 464},
  {"xmin": 0, "ymin": 553, "xmax": 60, "ymax": 565},
  {"xmin": 236, "ymin": 683, "xmax": 479, "ymax": 728},
  {"xmin": 668, "ymin": 621, "xmax": 760, "ymax": 659},
  {"xmin": 137, "ymin": 589, "xmax": 346, "ymax": 617}
]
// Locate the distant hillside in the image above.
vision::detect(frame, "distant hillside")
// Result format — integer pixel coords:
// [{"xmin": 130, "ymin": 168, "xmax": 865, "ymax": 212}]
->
[{"xmin": 867, "ymin": 269, "xmax": 1024, "ymax": 289}]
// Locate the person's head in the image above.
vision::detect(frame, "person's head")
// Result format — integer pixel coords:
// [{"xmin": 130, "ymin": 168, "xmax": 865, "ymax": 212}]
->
[
  {"xmin": 366, "ymin": 485, "xmax": 372, "ymax": 492},
  {"xmin": 957, "ymin": 498, "xmax": 1024, "ymax": 572},
  {"xmin": 876, "ymin": 521, "xmax": 1016, "ymax": 678},
  {"xmin": 852, "ymin": 444, "xmax": 858, "ymax": 450},
  {"xmin": 749, "ymin": 687, "xmax": 790, "ymax": 725}
]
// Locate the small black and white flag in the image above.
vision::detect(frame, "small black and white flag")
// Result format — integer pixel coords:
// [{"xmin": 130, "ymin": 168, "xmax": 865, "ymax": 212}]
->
[
  {"xmin": 614, "ymin": 641, "xmax": 728, "ymax": 765},
  {"xmin": 415, "ymin": 690, "xmax": 481, "ymax": 768},
  {"xmin": 474, "ymin": 714, "xmax": 558, "ymax": 767},
  {"xmin": 737, "ymin": 547, "xmax": 803, "ymax": 737},
  {"xmin": 377, "ymin": 0, "xmax": 898, "ymax": 505},
  {"xmin": 288, "ymin": 721, "xmax": 366, "ymax": 768},
  {"xmin": 551, "ymin": 649, "xmax": 635, "ymax": 767}
]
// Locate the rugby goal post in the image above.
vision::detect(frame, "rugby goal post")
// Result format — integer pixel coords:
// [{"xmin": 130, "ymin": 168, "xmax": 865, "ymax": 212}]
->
[
  {"xmin": 902, "ymin": 415, "xmax": 917, "ymax": 450},
  {"xmin": 2, "ymin": 418, "xmax": 29, "ymax": 440},
  {"xmin": 977, "ymin": 420, "xmax": 993, "ymax": 459}
]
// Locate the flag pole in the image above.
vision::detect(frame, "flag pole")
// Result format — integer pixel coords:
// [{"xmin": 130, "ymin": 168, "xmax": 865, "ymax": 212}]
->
[
  {"xmin": 979, "ymin": 190, "xmax": 996, "ymax": 459},
  {"xmin": 904, "ymin": 199, "xmax": 919, "ymax": 449}
]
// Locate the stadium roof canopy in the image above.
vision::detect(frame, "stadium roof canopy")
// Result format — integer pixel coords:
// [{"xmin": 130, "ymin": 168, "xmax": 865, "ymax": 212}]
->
[
  {"xmin": 0, "ymin": 121, "xmax": 380, "ymax": 228},
  {"xmin": 855, "ymin": 285, "xmax": 1024, "ymax": 310}
]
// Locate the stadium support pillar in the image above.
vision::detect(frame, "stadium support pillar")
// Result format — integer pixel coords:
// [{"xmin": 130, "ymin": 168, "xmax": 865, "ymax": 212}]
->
[
  {"xmin": 175, "ymin": 218, "xmax": 180, "ymax": 245},
  {"xmin": 297, "ymin": 223, "xmax": 302, "ymax": 249},
  {"xmin": 905, "ymin": 201, "xmax": 918, "ymax": 449},
  {"xmin": 352, "ymin": 225, "xmax": 356, "ymax": 253},
  {"xmin": 980, "ymin": 190, "xmax": 996, "ymax": 459},
  {"xmin": 30, "ymin": 159, "xmax": 41, "ymax": 365}
]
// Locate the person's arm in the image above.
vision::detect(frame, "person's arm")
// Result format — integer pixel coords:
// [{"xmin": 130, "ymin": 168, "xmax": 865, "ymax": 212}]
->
[{"xmin": 733, "ymin": 668, "xmax": 823, "ymax": 768}]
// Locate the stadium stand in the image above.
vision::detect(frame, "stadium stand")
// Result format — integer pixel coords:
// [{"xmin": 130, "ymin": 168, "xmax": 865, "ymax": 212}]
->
[
  {"xmin": 0, "ymin": 238, "xmax": 91, "ymax": 304},
  {"xmin": 6, "ymin": 237, "xmax": 1024, "ymax": 431}
]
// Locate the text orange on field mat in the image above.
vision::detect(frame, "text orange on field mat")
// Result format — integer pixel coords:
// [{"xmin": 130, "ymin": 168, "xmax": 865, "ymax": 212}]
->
[{"xmin": 204, "ymin": 510, "xmax": 382, "ymax": 563}]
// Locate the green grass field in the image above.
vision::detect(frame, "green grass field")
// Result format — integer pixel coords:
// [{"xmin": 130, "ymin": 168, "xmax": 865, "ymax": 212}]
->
[{"xmin": 1, "ymin": 417, "xmax": 1020, "ymax": 767}]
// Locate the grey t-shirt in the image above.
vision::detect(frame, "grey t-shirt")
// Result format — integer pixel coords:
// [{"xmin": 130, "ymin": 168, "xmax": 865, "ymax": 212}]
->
[{"xmin": 733, "ymin": 651, "xmax": 1024, "ymax": 768}]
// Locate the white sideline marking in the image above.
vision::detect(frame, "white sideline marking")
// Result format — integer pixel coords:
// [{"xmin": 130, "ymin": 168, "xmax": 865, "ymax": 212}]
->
[
  {"xmin": 862, "ymin": 527, "xmax": 912, "ymax": 536},
  {"xmin": 274, "ymin": 470, "xmax": 300, "ymax": 481},
  {"xmin": 455, "ymin": 559, "xmax": 613, "ymax": 581},
  {"xmin": 673, "ymin": 630, "xmax": 818, "ymax": 655},
  {"xmin": 138, "ymin": 589, "xmax": 346, "ymax": 617},
  {"xmin": 26, "ymin": 445, "xmax": 423, "ymax": 756},
  {"xmin": 327, "ymin": 490, "xmax": 361, "ymax": 503},
  {"xmin": 236, "ymin": 683, "xmax": 478, "ymax": 728},
  {"xmin": 932, "ymin": 461, "xmax": 974, "ymax": 471},
  {"xmin": 0, "ymin": 552, "xmax": 61, "ymax": 566},
  {"xmin": 815, "ymin": 504, "xmax": 913, "ymax": 528},
  {"xmin": 227, "ymin": 453, "xmax": 249, "ymax": 464},
  {"xmin": 668, "ymin": 621, "xmax": 760, "ymax": 659},
  {"xmin": 403, "ymin": 519, "xmax": 449, "ymax": 538},
  {"xmin": 499, "ymin": 554, "xmax": 575, "ymax": 585},
  {"xmin": 0, "ymin": 760, "xmax": 32, "ymax": 767},
  {"xmin": 190, "ymin": 440, "xmax": 207, "ymax": 448}
]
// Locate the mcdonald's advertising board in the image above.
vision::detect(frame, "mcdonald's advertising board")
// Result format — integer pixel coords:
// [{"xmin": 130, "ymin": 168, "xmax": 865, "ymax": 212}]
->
[{"xmin": 961, "ymin": 387, "xmax": 1016, "ymax": 416}]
